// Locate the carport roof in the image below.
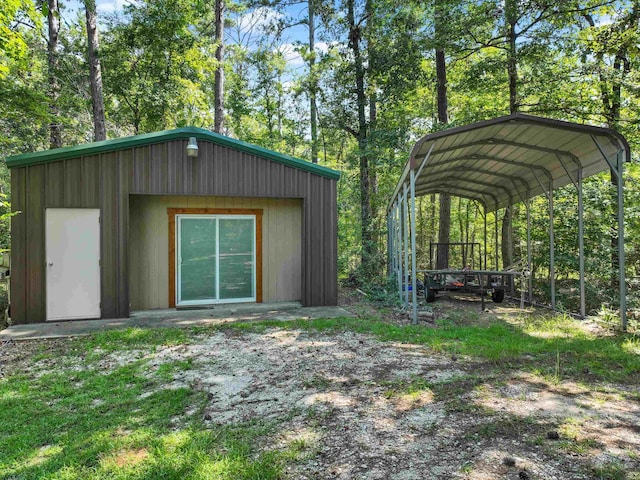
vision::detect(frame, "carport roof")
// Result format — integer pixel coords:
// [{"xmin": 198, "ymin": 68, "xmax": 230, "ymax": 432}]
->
[
  {"xmin": 390, "ymin": 113, "xmax": 630, "ymax": 212},
  {"xmin": 6, "ymin": 126, "xmax": 341, "ymax": 180}
]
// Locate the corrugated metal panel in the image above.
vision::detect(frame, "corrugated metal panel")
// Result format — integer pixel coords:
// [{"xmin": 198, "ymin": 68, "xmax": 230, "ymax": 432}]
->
[
  {"xmin": 81, "ymin": 156, "xmax": 101, "ymax": 206},
  {"xmin": 100, "ymin": 152, "xmax": 118, "ymax": 318},
  {"xmin": 46, "ymin": 162, "xmax": 64, "ymax": 207},
  {"xmin": 117, "ymin": 149, "xmax": 131, "ymax": 317},
  {"xmin": 9, "ymin": 137, "xmax": 337, "ymax": 324},
  {"xmin": 26, "ymin": 165, "xmax": 45, "ymax": 322},
  {"xmin": 64, "ymin": 158, "xmax": 82, "ymax": 206},
  {"xmin": 10, "ymin": 168, "xmax": 27, "ymax": 323}
]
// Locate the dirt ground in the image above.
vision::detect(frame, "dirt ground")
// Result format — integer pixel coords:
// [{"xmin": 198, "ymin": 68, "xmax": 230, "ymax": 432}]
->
[{"xmin": 2, "ymin": 293, "xmax": 639, "ymax": 479}]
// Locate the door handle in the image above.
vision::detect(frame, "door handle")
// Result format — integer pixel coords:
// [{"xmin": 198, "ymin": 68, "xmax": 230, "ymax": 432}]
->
[{"xmin": 48, "ymin": 262, "xmax": 54, "ymax": 266}]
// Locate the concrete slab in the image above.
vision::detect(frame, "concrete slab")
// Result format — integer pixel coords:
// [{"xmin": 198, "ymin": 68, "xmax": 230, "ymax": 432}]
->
[{"xmin": 0, "ymin": 303, "xmax": 355, "ymax": 341}]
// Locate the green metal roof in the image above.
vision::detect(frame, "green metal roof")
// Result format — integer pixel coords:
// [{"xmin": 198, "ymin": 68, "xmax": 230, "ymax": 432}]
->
[{"xmin": 5, "ymin": 126, "xmax": 341, "ymax": 180}]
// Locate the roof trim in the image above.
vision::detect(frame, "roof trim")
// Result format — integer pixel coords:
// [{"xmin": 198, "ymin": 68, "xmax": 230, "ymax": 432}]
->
[{"xmin": 5, "ymin": 126, "xmax": 341, "ymax": 180}]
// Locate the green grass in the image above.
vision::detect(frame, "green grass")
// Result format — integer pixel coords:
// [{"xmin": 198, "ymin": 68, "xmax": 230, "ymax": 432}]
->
[
  {"xmin": 1, "ymin": 312, "xmax": 638, "ymax": 479},
  {"xmin": 219, "ymin": 314, "xmax": 640, "ymax": 383},
  {"xmin": 0, "ymin": 328, "xmax": 302, "ymax": 480}
]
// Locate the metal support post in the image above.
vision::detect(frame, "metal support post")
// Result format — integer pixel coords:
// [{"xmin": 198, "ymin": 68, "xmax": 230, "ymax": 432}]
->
[
  {"xmin": 394, "ymin": 204, "xmax": 399, "ymax": 277},
  {"xmin": 616, "ymin": 151, "xmax": 627, "ymax": 329},
  {"xmin": 403, "ymin": 183, "xmax": 410, "ymax": 309},
  {"xmin": 549, "ymin": 179, "xmax": 556, "ymax": 310},
  {"xmin": 396, "ymin": 200, "xmax": 403, "ymax": 305},
  {"xmin": 526, "ymin": 196, "xmax": 532, "ymax": 304},
  {"xmin": 495, "ymin": 209, "xmax": 499, "ymax": 270},
  {"xmin": 577, "ymin": 168, "xmax": 586, "ymax": 318},
  {"xmin": 387, "ymin": 212, "xmax": 392, "ymax": 276},
  {"xmin": 483, "ymin": 206, "xmax": 488, "ymax": 270},
  {"xmin": 390, "ymin": 209, "xmax": 396, "ymax": 275},
  {"xmin": 410, "ymin": 170, "xmax": 418, "ymax": 324}
]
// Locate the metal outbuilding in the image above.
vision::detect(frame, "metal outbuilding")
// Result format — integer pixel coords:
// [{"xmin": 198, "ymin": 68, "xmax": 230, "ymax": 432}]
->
[
  {"xmin": 7, "ymin": 127, "xmax": 340, "ymax": 324},
  {"xmin": 388, "ymin": 113, "xmax": 630, "ymax": 328}
]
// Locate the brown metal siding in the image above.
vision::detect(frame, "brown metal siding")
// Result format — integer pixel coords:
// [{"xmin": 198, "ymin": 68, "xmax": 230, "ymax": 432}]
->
[
  {"xmin": 26, "ymin": 165, "xmax": 45, "ymax": 322},
  {"xmin": 10, "ymin": 138, "xmax": 337, "ymax": 324},
  {"xmin": 10, "ymin": 168, "xmax": 27, "ymax": 323}
]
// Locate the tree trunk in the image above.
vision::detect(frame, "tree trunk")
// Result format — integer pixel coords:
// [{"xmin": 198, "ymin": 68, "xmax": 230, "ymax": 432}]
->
[
  {"xmin": 501, "ymin": 207, "xmax": 513, "ymax": 269},
  {"xmin": 435, "ymin": 1, "xmax": 450, "ymax": 269},
  {"xmin": 85, "ymin": 0, "xmax": 106, "ymax": 141},
  {"xmin": 501, "ymin": 0, "xmax": 518, "ymax": 268},
  {"xmin": 48, "ymin": 0, "xmax": 62, "ymax": 148},
  {"xmin": 436, "ymin": 50, "xmax": 448, "ymax": 123},
  {"xmin": 437, "ymin": 194, "xmax": 450, "ymax": 269},
  {"xmin": 347, "ymin": 0, "xmax": 373, "ymax": 274},
  {"xmin": 506, "ymin": 0, "xmax": 518, "ymax": 115},
  {"xmin": 308, "ymin": 0, "xmax": 319, "ymax": 163},
  {"xmin": 214, "ymin": 0, "xmax": 225, "ymax": 133}
]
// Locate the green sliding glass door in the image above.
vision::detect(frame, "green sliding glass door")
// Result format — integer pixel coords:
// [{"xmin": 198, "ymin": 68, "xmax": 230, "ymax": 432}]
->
[{"xmin": 177, "ymin": 215, "xmax": 255, "ymax": 305}]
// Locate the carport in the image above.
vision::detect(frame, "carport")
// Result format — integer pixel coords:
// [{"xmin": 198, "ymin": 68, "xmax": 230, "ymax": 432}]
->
[{"xmin": 387, "ymin": 113, "xmax": 630, "ymax": 328}]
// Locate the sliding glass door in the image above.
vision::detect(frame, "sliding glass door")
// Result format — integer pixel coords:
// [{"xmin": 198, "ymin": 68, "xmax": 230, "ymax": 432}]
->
[{"xmin": 177, "ymin": 215, "xmax": 256, "ymax": 305}]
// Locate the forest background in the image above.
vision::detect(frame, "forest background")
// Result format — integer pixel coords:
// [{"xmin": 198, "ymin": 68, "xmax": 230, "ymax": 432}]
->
[{"xmin": 1, "ymin": 0, "xmax": 639, "ymax": 319}]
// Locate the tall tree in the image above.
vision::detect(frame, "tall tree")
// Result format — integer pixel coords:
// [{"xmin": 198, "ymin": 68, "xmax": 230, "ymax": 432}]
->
[
  {"xmin": 214, "ymin": 0, "xmax": 225, "ymax": 133},
  {"xmin": 501, "ymin": 0, "xmax": 517, "ymax": 268},
  {"xmin": 435, "ymin": 0, "xmax": 450, "ymax": 269},
  {"xmin": 47, "ymin": 0, "xmax": 62, "ymax": 148},
  {"xmin": 308, "ymin": 0, "xmax": 319, "ymax": 163},
  {"xmin": 85, "ymin": 0, "xmax": 106, "ymax": 141},
  {"xmin": 346, "ymin": 0, "xmax": 374, "ymax": 274}
]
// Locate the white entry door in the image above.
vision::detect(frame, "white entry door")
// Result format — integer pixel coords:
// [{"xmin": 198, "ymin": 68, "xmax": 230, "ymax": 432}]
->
[{"xmin": 46, "ymin": 208, "xmax": 101, "ymax": 321}]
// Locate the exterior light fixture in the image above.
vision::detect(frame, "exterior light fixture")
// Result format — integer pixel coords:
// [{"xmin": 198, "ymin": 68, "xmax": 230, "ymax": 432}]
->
[{"xmin": 186, "ymin": 137, "xmax": 199, "ymax": 157}]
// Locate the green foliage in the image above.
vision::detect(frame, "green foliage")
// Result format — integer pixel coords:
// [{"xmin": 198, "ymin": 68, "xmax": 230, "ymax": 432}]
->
[
  {"xmin": 0, "ymin": 0, "xmax": 39, "ymax": 78},
  {"xmin": 101, "ymin": 0, "xmax": 217, "ymax": 133}
]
